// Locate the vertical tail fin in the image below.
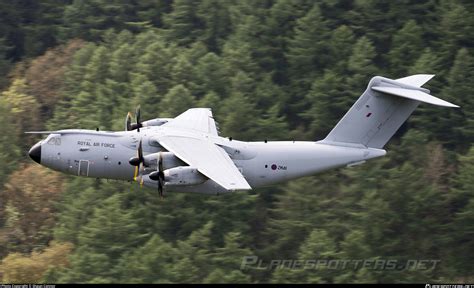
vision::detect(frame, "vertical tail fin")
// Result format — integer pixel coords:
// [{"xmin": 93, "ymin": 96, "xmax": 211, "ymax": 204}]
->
[{"xmin": 320, "ymin": 75, "xmax": 459, "ymax": 149}]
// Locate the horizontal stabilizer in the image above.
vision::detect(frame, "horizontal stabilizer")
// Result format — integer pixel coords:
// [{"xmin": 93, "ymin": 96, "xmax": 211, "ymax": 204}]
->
[
  {"xmin": 395, "ymin": 74, "xmax": 435, "ymax": 87},
  {"xmin": 372, "ymin": 86, "xmax": 459, "ymax": 108}
]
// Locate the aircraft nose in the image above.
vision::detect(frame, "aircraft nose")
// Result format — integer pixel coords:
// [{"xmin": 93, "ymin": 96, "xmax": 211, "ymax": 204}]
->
[{"xmin": 28, "ymin": 142, "xmax": 41, "ymax": 164}]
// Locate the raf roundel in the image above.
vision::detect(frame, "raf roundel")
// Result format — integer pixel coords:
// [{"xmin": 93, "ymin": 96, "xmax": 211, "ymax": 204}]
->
[{"xmin": 271, "ymin": 164, "xmax": 277, "ymax": 170}]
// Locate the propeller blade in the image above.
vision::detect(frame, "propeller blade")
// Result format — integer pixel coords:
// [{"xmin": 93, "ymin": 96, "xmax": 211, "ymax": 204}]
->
[
  {"xmin": 138, "ymin": 139, "xmax": 144, "ymax": 184},
  {"xmin": 158, "ymin": 174, "xmax": 164, "ymax": 199},
  {"xmin": 138, "ymin": 139, "xmax": 144, "ymax": 163},
  {"xmin": 158, "ymin": 151, "xmax": 163, "ymax": 172},
  {"xmin": 136, "ymin": 105, "xmax": 141, "ymax": 132},
  {"xmin": 128, "ymin": 105, "xmax": 143, "ymax": 132},
  {"xmin": 149, "ymin": 152, "xmax": 165, "ymax": 198},
  {"xmin": 158, "ymin": 152, "xmax": 164, "ymax": 199},
  {"xmin": 125, "ymin": 112, "xmax": 132, "ymax": 131},
  {"xmin": 129, "ymin": 140, "xmax": 145, "ymax": 187},
  {"xmin": 142, "ymin": 151, "xmax": 165, "ymax": 198},
  {"xmin": 128, "ymin": 140, "xmax": 143, "ymax": 166},
  {"xmin": 136, "ymin": 105, "xmax": 141, "ymax": 124}
]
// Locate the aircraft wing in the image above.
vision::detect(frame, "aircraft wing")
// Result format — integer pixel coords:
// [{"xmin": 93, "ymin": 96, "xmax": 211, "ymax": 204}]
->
[
  {"xmin": 155, "ymin": 134, "xmax": 252, "ymax": 191},
  {"xmin": 162, "ymin": 108, "xmax": 219, "ymax": 136}
]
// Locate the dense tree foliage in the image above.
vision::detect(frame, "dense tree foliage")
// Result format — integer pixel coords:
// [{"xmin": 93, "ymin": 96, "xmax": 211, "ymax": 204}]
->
[{"xmin": 0, "ymin": 0, "xmax": 473, "ymax": 283}]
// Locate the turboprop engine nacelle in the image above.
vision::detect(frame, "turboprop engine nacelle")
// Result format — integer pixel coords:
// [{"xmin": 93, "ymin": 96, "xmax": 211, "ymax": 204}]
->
[
  {"xmin": 143, "ymin": 152, "xmax": 186, "ymax": 170},
  {"xmin": 164, "ymin": 166, "xmax": 207, "ymax": 186}
]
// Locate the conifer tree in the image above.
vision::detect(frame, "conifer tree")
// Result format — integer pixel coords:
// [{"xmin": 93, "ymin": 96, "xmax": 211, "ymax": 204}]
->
[
  {"xmin": 346, "ymin": 36, "xmax": 377, "ymax": 95},
  {"xmin": 301, "ymin": 71, "xmax": 349, "ymax": 139},
  {"xmin": 194, "ymin": 52, "xmax": 229, "ymax": 97},
  {"xmin": 388, "ymin": 20, "xmax": 424, "ymax": 76},
  {"xmin": 445, "ymin": 147, "xmax": 474, "ymax": 278},
  {"xmin": 116, "ymin": 235, "xmax": 176, "ymax": 283},
  {"xmin": 271, "ymin": 229, "xmax": 338, "ymax": 283},
  {"xmin": 170, "ymin": 222, "xmax": 214, "ymax": 282},
  {"xmin": 328, "ymin": 25, "xmax": 356, "ymax": 74},
  {"xmin": 286, "ymin": 4, "xmax": 329, "ymax": 89},
  {"xmin": 204, "ymin": 232, "xmax": 252, "ymax": 283},
  {"xmin": 160, "ymin": 84, "xmax": 196, "ymax": 117},
  {"xmin": 163, "ymin": 0, "xmax": 202, "ymax": 46},
  {"xmin": 196, "ymin": 0, "xmax": 232, "ymax": 52},
  {"xmin": 77, "ymin": 194, "xmax": 147, "ymax": 261}
]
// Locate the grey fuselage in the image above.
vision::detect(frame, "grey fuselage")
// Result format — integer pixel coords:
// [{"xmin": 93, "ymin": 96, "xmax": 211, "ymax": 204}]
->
[
  {"xmin": 28, "ymin": 75, "xmax": 459, "ymax": 195},
  {"xmin": 29, "ymin": 127, "xmax": 386, "ymax": 195}
]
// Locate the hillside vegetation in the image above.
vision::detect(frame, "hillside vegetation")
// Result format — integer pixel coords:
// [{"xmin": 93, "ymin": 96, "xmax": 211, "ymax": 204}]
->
[{"xmin": 0, "ymin": 0, "xmax": 473, "ymax": 283}]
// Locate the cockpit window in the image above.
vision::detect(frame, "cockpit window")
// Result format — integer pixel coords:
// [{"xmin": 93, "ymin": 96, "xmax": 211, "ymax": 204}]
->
[{"xmin": 47, "ymin": 137, "xmax": 61, "ymax": 145}]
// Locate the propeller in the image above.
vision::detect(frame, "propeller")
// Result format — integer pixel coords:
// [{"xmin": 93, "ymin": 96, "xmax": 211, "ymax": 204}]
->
[
  {"xmin": 129, "ymin": 139, "xmax": 145, "ymax": 185},
  {"xmin": 129, "ymin": 142, "xmax": 165, "ymax": 199},
  {"xmin": 125, "ymin": 105, "xmax": 142, "ymax": 132},
  {"xmin": 130, "ymin": 105, "xmax": 142, "ymax": 132},
  {"xmin": 149, "ymin": 152, "xmax": 165, "ymax": 199}
]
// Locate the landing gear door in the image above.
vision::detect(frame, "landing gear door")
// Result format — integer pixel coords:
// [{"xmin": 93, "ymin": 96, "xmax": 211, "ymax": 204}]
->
[{"xmin": 78, "ymin": 160, "xmax": 90, "ymax": 177}]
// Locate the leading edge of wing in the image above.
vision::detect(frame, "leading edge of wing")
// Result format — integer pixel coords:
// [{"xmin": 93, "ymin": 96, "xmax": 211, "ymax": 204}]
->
[{"xmin": 156, "ymin": 135, "xmax": 251, "ymax": 191}]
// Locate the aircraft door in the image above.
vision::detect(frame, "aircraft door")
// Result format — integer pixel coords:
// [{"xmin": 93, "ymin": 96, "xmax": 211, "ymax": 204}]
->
[{"xmin": 78, "ymin": 160, "xmax": 90, "ymax": 177}]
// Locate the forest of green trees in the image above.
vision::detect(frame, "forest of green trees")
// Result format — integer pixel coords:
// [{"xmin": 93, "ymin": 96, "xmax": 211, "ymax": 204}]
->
[{"xmin": 0, "ymin": 0, "xmax": 473, "ymax": 284}]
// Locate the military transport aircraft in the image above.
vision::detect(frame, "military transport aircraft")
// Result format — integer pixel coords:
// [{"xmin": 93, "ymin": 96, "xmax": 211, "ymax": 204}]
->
[{"xmin": 27, "ymin": 75, "xmax": 458, "ymax": 197}]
